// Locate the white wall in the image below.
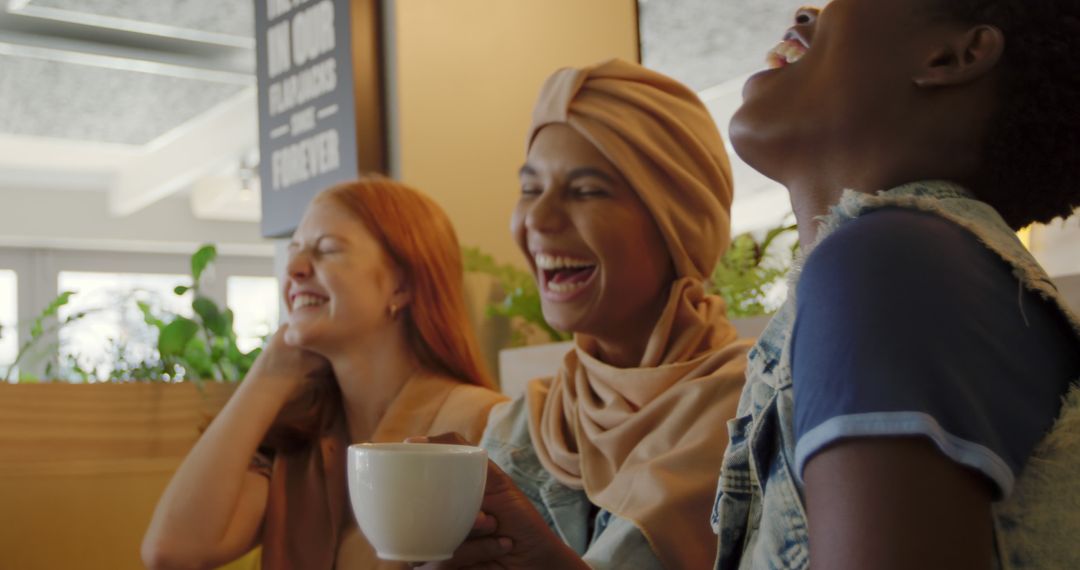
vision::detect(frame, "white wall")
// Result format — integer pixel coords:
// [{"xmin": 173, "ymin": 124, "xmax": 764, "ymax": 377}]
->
[{"xmin": 1033, "ymin": 217, "xmax": 1080, "ymax": 278}]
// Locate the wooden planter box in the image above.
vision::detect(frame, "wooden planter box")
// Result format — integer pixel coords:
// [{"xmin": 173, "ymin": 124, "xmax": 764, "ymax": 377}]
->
[{"xmin": 0, "ymin": 381, "xmax": 249, "ymax": 570}]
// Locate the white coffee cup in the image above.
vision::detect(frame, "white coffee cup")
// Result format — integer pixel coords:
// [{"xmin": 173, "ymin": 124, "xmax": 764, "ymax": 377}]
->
[{"xmin": 347, "ymin": 442, "xmax": 488, "ymax": 562}]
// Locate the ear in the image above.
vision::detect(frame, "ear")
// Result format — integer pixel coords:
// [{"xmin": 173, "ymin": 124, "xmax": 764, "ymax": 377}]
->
[
  {"xmin": 913, "ymin": 25, "xmax": 1004, "ymax": 88},
  {"xmin": 388, "ymin": 264, "xmax": 413, "ymax": 310}
]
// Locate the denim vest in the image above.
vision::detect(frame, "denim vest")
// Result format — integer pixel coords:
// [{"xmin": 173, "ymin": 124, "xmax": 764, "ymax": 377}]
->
[
  {"xmin": 711, "ymin": 181, "xmax": 1080, "ymax": 570},
  {"xmin": 480, "ymin": 397, "xmax": 663, "ymax": 570}
]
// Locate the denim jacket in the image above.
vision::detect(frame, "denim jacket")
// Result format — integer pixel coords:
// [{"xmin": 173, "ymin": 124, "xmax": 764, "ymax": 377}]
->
[
  {"xmin": 711, "ymin": 181, "xmax": 1080, "ymax": 570},
  {"xmin": 480, "ymin": 397, "xmax": 663, "ymax": 570}
]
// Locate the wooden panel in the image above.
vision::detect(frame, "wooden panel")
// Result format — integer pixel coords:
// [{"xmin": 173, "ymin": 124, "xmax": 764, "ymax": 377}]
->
[{"xmin": 0, "ymin": 382, "xmax": 242, "ymax": 569}]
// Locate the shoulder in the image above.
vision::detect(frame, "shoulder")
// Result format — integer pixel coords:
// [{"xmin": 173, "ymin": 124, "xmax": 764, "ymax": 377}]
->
[
  {"xmin": 480, "ymin": 393, "xmax": 533, "ymax": 450},
  {"xmin": 447, "ymin": 381, "xmax": 510, "ymax": 412},
  {"xmin": 794, "ymin": 207, "xmax": 1035, "ymax": 349},
  {"xmin": 430, "ymin": 378, "xmax": 509, "ymax": 445},
  {"xmin": 802, "ymin": 207, "xmax": 1006, "ymax": 298}
]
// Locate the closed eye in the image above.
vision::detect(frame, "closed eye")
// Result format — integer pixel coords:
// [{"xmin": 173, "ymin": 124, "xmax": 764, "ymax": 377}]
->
[{"xmin": 572, "ymin": 185, "xmax": 609, "ymax": 197}]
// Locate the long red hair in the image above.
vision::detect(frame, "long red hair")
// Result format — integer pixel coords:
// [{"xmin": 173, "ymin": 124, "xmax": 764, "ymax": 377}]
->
[{"xmin": 319, "ymin": 177, "xmax": 494, "ymax": 389}]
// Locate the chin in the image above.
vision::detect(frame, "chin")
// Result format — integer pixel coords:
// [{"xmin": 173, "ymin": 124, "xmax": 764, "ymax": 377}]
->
[
  {"xmin": 729, "ymin": 107, "xmax": 788, "ymax": 185},
  {"xmin": 538, "ymin": 307, "xmax": 577, "ymax": 338},
  {"xmin": 284, "ymin": 322, "xmax": 321, "ymax": 349}
]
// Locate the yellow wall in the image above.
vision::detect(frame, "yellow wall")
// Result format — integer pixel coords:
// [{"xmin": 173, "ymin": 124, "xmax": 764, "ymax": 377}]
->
[{"xmin": 392, "ymin": 0, "xmax": 640, "ymax": 267}]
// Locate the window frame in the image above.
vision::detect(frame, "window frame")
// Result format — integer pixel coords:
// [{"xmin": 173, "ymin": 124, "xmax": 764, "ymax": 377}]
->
[{"xmin": 0, "ymin": 246, "xmax": 275, "ymax": 379}]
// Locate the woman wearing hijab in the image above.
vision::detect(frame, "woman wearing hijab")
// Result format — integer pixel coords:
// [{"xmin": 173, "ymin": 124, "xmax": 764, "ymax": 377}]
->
[{"xmin": 421, "ymin": 58, "xmax": 751, "ymax": 570}]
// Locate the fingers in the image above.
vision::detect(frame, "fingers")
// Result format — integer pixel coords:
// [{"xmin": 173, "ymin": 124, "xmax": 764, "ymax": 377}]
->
[
  {"xmin": 425, "ymin": 432, "xmax": 471, "ymax": 446},
  {"xmin": 481, "ymin": 459, "xmax": 518, "ymax": 495},
  {"xmin": 469, "ymin": 511, "xmax": 498, "ymax": 537}
]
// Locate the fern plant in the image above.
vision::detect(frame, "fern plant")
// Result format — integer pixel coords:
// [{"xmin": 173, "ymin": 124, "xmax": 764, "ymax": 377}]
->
[{"xmin": 709, "ymin": 224, "xmax": 799, "ymax": 318}]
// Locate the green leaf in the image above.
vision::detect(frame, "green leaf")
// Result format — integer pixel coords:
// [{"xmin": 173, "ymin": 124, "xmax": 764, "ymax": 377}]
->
[
  {"xmin": 174, "ymin": 285, "xmax": 190, "ymax": 296},
  {"xmin": 29, "ymin": 291, "xmax": 75, "ymax": 339},
  {"xmin": 710, "ymin": 222, "xmax": 798, "ymax": 318},
  {"xmin": 137, "ymin": 301, "xmax": 166, "ymax": 330},
  {"xmin": 181, "ymin": 337, "xmax": 218, "ymax": 380},
  {"xmin": 158, "ymin": 317, "xmax": 199, "ymax": 357},
  {"xmin": 192, "ymin": 297, "xmax": 229, "ymax": 336},
  {"xmin": 190, "ymin": 244, "xmax": 217, "ymax": 284}
]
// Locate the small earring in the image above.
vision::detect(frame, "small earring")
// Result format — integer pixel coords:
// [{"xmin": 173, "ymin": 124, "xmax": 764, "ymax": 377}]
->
[{"xmin": 388, "ymin": 304, "xmax": 398, "ymax": 319}]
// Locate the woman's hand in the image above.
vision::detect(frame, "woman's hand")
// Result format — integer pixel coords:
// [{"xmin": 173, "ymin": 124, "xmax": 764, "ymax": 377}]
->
[
  {"xmin": 245, "ymin": 324, "xmax": 332, "ymax": 402},
  {"xmin": 143, "ymin": 324, "xmax": 331, "ymax": 570},
  {"xmin": 410, "ymin": 434, "xmax": 588, "ymax": 570}
]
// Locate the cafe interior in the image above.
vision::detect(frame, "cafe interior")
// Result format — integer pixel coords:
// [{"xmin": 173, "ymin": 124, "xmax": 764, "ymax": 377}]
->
[{"xmin": 1, "ymin": 0, "xmax": 1078, "ymax": 568}]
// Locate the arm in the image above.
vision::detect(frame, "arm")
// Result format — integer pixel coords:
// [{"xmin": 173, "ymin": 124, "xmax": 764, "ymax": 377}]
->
[
  {"xmin": 789, "ymin": 211, "xmax": 1076, "ymax": 569},
  {"xmin": 804, "ymin": 438, "xmax": 994, "ymax": 570},
  {"xmin": 141, "ymin": 326, "xmax": 329, "ymax": 570}
]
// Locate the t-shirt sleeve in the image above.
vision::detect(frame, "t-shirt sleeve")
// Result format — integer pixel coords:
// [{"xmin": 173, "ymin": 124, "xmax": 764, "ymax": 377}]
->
[{"xmin": 791, "ymin": 208, "xmax": 1079, "ymax": 499}]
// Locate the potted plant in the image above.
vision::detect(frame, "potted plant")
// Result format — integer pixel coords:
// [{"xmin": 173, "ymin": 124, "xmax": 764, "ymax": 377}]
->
[{"xmin": 0, "ymin": 245, "xmax": 263, "ymax": 570}]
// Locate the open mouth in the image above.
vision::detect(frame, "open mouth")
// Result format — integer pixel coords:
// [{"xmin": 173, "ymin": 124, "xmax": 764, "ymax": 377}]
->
[
  {"xmin": 766, "ymin": 37, "xmax": 808, "ymax": 69},
  {"xmin": 291, "ymin": 293, "xmax": 329, "ymax": 310},
  {"xmin": 534, "ymin": 252, "xmax": 597, "ymax": 298}
]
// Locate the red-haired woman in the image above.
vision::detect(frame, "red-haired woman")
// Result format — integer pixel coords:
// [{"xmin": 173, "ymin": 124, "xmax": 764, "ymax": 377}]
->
[{"xmin": 142, "ymin": 177, "xmax": 508, "ymax": 570}]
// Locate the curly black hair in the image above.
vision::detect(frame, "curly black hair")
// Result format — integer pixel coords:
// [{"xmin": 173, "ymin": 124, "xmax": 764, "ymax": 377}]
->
[{"xmin": 929, "ymin": 0, "xmax": 1080, "ymax": 229}]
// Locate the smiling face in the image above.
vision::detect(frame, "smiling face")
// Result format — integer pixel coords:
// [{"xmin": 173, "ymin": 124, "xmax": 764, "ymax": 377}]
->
[
  {"xmin": 283, "ymin": 196, "xmax": 403, "ymax": 354},
  {"xmin": 730, "ymin": 0, "xmax": 939, "ymax": 185},
  {"xmin": 512, "ymin": 123, "xmax": 674, "ymax": 344}
]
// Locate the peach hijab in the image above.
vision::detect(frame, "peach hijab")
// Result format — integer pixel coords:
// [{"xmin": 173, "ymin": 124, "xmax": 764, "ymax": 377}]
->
[{"xmin": 524, "ymin": 59, "xmax": 750, "ymax": 570}]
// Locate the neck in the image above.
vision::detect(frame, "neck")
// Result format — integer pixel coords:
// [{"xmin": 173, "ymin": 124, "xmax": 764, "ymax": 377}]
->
[
  {"xmin": 586, "ymin": 283, "xmax": 673, "ymax": 369},
  {"xmin": 775, "ymin": 114, "xmax": 986, "ymax": 250},
  {"xmin": 590, "ymin": 332, "xmax": 650, "ymax": 369},
  {"xmin": 326, "ymin": 321, "xmax": 419, "ymax": 443},
  {"xmin": 785, "ymin": 177, "xmax": 843, "ymax": 251}
]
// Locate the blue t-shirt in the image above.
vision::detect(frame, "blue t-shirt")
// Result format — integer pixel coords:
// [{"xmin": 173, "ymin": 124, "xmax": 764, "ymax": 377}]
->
[{"xmin": 792, "ymin": 208, "xmax": 1080, "ymax": 498}]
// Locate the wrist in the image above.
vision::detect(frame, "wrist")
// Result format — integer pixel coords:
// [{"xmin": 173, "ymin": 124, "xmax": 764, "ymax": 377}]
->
[{"xmin": 236, "ymin": 367, "xmax": 298, "ymax": 407}]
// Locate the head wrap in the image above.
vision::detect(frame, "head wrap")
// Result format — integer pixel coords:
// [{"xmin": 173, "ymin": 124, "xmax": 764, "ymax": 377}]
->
[
  {"xmin": 527, "ymin": 58, "xmax": 734, "ymax": 280},
  {"xmin": 525, "ymin": 59, "xmax": 749, "ymax": 570}
]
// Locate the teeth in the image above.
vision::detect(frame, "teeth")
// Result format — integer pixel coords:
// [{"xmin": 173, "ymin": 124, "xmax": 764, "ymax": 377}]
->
[
  {"xmin": 547, "ymin": 279, "xmax": 588, "ymax": 294},
  {"xmin": 293, "ymin": 294, "xmax": 327, "ymax": 309},
  {"xmin": 766, "ymin": 39, "xmax": 807, "ymax": 68},
  {"xmin": 534, "ymin": 253, "xmax": 594, "ymax": 270}
]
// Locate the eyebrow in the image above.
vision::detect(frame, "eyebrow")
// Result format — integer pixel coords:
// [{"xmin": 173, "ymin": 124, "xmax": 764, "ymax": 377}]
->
[
  {"xmin": 288, "ymin": 233, "xmax": 346, "ymax": 249},
  {"xmin": 517, "ymin": 164, "xmax": 616, "ymax": 184},
  {"xmin": 566, "ymin": 167, "xmax": 616, "ymax": 184}
]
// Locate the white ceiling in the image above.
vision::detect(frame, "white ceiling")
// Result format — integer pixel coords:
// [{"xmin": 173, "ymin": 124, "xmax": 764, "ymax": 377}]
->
[
  {"xmin": 10, "ymin": 0, "xmax": 255, "ymax": 46},
  {"xmin": 0, "ymin": 0, "xmax": 258, "ymax": 223}
]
